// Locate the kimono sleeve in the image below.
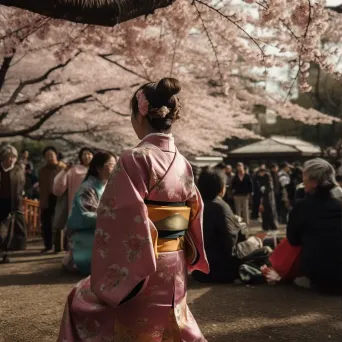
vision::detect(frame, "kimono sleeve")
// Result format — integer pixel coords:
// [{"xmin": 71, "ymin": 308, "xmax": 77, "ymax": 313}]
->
[
  {"xmin": 68, "ymin": 187, "xmax": 98, "ymax": 232},
  {"xmin": 53, "ymin": 169, "xmax": 69, "ymax": 196},
  {"xmin": 186, "ymin": 186, "xmax": 209, "ymax": 274},
  {"xmin": 90, "ymin": 151, "xmax": 156, "ymax": 308}
]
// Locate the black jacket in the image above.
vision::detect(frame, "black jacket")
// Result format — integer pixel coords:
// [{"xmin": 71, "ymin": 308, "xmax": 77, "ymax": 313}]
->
[
  {"xmin": 232, "ymin": 173, "xmax": 253, "ymax": 196},
  {"xmin": 192, "ymin": 197, "xmax": 241, "ymax": 282},
  {"xmin": 287, "ymin": 189, "xmax": 342, "ymax": 293}
]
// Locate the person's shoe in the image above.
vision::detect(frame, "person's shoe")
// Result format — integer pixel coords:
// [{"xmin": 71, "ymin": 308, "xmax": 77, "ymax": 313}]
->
[
  {"xmin": 0, "ymin": 255, "xmax": 10, "ymax": 264},
  {"xmin": 40, "ymin": 248, "xmax": 52, "ymax": 254}
]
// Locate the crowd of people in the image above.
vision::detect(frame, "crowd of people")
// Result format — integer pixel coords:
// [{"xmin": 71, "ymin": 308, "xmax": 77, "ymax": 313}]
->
[
  {"xmin": 0, "ymin": 77, "xmax": 341, "ymax": 341},
  {"xmin": 209, "ymin": 161, "xmax": 309, "ymax": 230}
]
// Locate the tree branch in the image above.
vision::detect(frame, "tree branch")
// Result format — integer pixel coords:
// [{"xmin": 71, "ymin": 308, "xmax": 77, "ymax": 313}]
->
[
  {"xmin": 326, "ymin": 5, "xmax": 342, "ymax": 14},
  {"xmin": 0, "ymin": 82, "xmax": 139, "ymax": 137},
  {"xmin": 0, "ymin": 55, "xmax": 79, "ymax": 109},
  {"xmin": 99, "ymin": 54, "xmax": 150, "ymax": 81},
  {"xmin": 0, "ymin": 53, "xmax": 15, "ymax": 90}
]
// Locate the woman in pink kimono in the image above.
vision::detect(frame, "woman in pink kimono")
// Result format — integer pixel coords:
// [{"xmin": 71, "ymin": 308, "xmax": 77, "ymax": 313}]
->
[
  {"xmin": 58, "ymin": 78, "xmax": 209, "ymax": 341},
  {"xmin": 53, "ymin": 147, "xmax": 94, "ymax": 214}
]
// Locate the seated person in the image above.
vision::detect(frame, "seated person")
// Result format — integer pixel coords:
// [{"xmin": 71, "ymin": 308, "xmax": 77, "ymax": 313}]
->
[
  {"xmin": 192, "ymin": 167, "xmax": 242, "ymax": 283},
  {"xmin": 62, "ymin": 151, "xmax": 116, "ymax": 275},
  {"xmin": 266, "ymin": 159, "xmax": 342, "ymax": 294}
]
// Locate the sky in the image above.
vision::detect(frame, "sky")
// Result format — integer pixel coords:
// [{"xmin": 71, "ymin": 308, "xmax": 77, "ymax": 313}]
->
[{"xmin": 326, "ymin": 0, "xmax": 342, "ymax": 5}]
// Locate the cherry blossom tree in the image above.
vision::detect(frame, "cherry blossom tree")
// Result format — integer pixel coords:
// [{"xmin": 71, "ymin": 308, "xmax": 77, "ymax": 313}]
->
[{"xmin": 0, "ymin": 1, "xmax": 341, "ymax": 156}]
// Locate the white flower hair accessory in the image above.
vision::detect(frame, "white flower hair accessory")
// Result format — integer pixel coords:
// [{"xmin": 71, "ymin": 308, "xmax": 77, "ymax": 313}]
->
[{"xmin": 156, "ymin": 106, "xmax": 170, "ymax": 118}]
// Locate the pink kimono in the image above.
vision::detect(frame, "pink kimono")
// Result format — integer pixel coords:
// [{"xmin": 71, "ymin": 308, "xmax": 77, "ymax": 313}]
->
[
  {"xmin": 58, "ymin": 134, "xmax": 209, "ymax": 341},
  {"xmin": 53, "ymin": 164, "xmax": 88, "ymax": 215}
]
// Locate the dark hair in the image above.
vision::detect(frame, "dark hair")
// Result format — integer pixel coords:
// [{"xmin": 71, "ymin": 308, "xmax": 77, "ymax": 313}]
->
[
  {"xmin": 198, "ymin": 167, "xmax": 226, "ymax": 201},
  {"xmin": 85, "ymin": 151, "xmax": 115, "ymax": 180},
  {"xmin": 78, "ymin": 147, "xmax": 94, "ymax": 164},
  {"xmin": 131, "ymin": 78, "xmax": 181, "ymax": 131},
  {"xmin": 215, "ymin": 162, "xmax": 226, "ymax": 170},
  {"xmin": 21, "ymin": 149, "xmax": 29, "ymax": 154},
  {"xmin": 42, "ymin": 146, "xmax": 57, "ymax": 156},
  {"xmin": 271, "ymin": 163, "xmax": 278, "ymax": 169}
]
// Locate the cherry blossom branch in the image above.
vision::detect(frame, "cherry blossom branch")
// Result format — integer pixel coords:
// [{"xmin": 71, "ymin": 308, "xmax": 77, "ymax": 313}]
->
[
  {"xmin": 92, "ymin": 95, "xmax": 130, "ymax": 117},
  {"xmin": 0, "ymin": 55, "xmax": 79, "ymax": 109},
  {"xmin": 284, "ymin": 0, "xmax": 313, "ymax": 101},
  {"xmin": 170, "ymin": 29, "xmax": 179, "ymax": 77},
  {"xmin": 194, "ymin": 0, "xmax": 266, "ymax": 59},
  {"xmin": 98, "ymin": 54, "xmax": 150, "ymax": 81},
  {"xmin": 194, "ymin": 1, "xmax": 224, "ymax": 86},
  {"xmin": 25, "ymin": 126, "xmax": 103, "ymax": 141}
]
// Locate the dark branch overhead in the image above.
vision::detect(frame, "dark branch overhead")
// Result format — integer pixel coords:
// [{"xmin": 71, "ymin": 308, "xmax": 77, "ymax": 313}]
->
[
  {"xmin": 0, "ymin": 0, "xmax": 176, "ymax": 27},
  {"xmin": 326, "ymin": 5, "xmax": 342, "ymax": 14}
]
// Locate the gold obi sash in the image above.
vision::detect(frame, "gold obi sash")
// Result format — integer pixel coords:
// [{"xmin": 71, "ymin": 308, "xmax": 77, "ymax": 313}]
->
[{"xmin": 145, "ymin": 201, "xmax": 191, "ymax": 257}]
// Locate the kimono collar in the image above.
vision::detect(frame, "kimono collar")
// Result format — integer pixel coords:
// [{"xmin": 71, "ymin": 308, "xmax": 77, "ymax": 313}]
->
[
  {"xmin": 1, "ymin": 162, "xmax": 14, "ymax": 172},
  {"xmin": 140, "ymin": 133, "xmax": 176, "ymax": 153}
]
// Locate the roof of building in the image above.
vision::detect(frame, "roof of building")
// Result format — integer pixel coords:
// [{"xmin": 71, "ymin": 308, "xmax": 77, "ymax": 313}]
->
[{"xmin": 229, "ymin": 136, "xmax": 321, "ymax": 155}]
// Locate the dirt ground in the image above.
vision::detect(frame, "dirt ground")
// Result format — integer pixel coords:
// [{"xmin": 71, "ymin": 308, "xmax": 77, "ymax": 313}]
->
[{"xmin": 0, "ymin": 243, "xmax": 341, "ymax": 342}]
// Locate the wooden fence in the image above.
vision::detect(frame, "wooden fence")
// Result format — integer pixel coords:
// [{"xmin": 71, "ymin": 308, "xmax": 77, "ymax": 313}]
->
[{"xmin": 23, "ymin": 198, "xmax": 40, "ymax": 238}]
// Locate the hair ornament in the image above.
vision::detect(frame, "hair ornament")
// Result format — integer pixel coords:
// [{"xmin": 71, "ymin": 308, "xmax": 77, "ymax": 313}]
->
[
  {"xmin": 157, "ymin": 106, "xmax": 170, "ymax": 118},
  {"xmin": 136, "ymin": 90, "xmax": 149, "ymax": 116}
]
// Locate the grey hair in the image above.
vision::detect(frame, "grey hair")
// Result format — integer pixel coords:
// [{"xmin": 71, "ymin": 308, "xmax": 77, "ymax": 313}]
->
[
  {"xmin": 0, "ymin": 145, "xmax": 18, "ymax": 161},
  {"xmin": 303, "ymin": 158, "xmax": 338, "ymax": 190}
]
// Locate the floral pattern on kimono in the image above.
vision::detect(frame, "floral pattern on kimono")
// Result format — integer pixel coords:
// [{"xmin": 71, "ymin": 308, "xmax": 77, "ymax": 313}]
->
[
  {"xmin": 100, "ymin": 264, "xmax": 129, "ymax": 292},
  {"xmin": 123, "ymin": 234, "xmax": 151, "ymax": 263},
  {"xmin": 94, "ymin": 228, "xmax": 111, "ymax": 259}
]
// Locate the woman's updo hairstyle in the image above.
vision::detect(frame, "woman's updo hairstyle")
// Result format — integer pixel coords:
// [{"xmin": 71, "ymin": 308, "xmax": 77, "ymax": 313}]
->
[{"xmin": 131, "ymin": 77, "xmax": 181, "ymax": 131}]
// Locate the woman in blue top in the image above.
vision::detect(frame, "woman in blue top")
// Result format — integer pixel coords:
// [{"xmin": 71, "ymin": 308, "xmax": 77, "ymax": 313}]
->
[{"xmin": 65, "ymin": 151, "xmax": 116, "ymax": 275}]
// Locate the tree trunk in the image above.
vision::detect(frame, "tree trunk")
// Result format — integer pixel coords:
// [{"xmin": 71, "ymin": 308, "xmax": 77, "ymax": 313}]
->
[
  {"xmin": 0, "ymin": 0, "xmax": 176, "ymax": 26},
  {"xmin": 0, "ymin": 53, "xmax": 15, "ymax": 91}
]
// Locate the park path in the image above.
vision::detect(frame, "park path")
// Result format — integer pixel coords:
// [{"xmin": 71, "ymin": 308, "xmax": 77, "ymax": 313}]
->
[{"xmin": 0, "ymin": 242, "xmax": 341, "ymax": 342}]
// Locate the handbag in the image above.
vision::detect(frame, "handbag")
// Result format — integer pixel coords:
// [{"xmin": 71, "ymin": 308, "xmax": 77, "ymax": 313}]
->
[
  {"xmin": 0, "ymin": 211, "xmax": 27, "ymax": 251},
  {"xmin": 269, "ymin": 238, "xmax": 302, "ymax": 279},
  {"xmin": 235, "ymin": 236, "xmax": 263, "ymax": 259}
]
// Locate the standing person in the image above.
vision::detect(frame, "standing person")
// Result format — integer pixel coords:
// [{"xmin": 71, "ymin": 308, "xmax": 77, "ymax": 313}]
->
[
  {"xmin": 19, "ymin": 149, "xmax": 34, "ymax": 173},
  {"xmin": 256, "ymin": 165, "xmax": 278, "ymax": 231},
  {"xmin": 58, "ymin": 78, "xmax": 209, "ymax": 341},
  {"xmin": 223, "ymin": 164, "xmax": 235, "ymax": 212},
  {"xmin": 0, "ymin": 145, "xmax": 26, "ymax": 263},
  {"xmin": 232, "ymin": 162, "xmax": 253, "ymax": 224},
  {"xmin": 24, "ymin": 163, "xmax": 39, "ymax": 200},
  {"xmin": 252, "ymin": 165, "xmax": 263, "ymax": 220},
  {"xmin": 66, "ymin": 152, "xmax": 116, "ymax": 275},
  {"xmin": 278, "ymin": 162, "xmax": 291, "ymax": 224},
  {"xmin": 53, "ymin": 147, "xmax": 94, "ymax": 218},
  {"xmin": 290, "ymin": 163, "xmax": 303, "ymax": 206},
  {"xmin": 270, "ymin": 163, "xmax": 281, "ymax": 217},
  {"xmin": 38, "ymin": 146, "xmax": 66, "ymax": 253}
]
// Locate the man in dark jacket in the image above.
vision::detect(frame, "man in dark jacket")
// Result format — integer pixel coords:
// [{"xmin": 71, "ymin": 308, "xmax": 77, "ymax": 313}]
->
[
  {"xmin": 39, "ymin": 146, "xmax": 66, "ymax": 253},
  {"xmin": 255, "ymin": 165, "xmax": 278, "ymax": 231},
  {"xmin": 287, "ymin": 158, "xmax": 342, "ymax": 294},
  {"xmin": 232, "ymin": 162, "xmax": 253, "ymax": 224},
  {"xmin": 0, "ymin": 145, "xmax": 26, "ymax": 263}
]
